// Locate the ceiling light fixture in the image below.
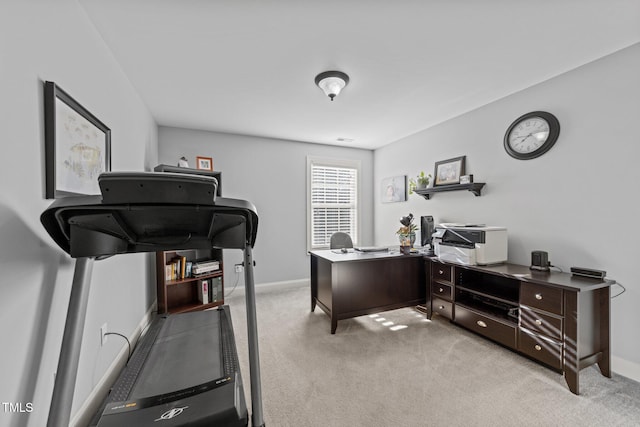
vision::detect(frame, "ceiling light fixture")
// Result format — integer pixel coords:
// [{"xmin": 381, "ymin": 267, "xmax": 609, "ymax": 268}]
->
[{"xmin": 315, "ymin": 71, "xmax": 349, "ymax": 101}]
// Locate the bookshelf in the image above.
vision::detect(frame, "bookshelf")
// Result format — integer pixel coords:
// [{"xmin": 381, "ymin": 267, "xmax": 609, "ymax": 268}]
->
[
  {"xmin": 156, "ymin": 248, "xmax": 224, "ymax": 314},
  {"xmin": 153, "ymin": 165, "xmax": 225, "ymax": 314}
]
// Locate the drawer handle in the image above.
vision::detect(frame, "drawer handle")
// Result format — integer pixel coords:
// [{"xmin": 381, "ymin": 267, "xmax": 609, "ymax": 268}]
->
[
  {"xmin": 535, "ymin": 319, "xmax": 543, "ymax": 325},
  {"xmin": 535, "ymin": 293, "xmax": 543, "ymax": 300},
  {"xmin": 439, "ymin": 287, "xmax": 444, "ymax": 293},
  {"xmin": 438, "ymin": 305, "xmax": 445, "ymax": 310},
  {"xmin": 476, "ymin": 320, "xmax": 487, "ymax": 328},
  {"xmin": 534, "ymin": 344, "xmax": 542, "ymax": 351},
  {"xmin": 439, "ymin": 270, "xmax": 444, "ymax": 275}
]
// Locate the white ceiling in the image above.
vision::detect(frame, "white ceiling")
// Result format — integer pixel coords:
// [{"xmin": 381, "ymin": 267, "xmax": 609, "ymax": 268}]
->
[{"xmin": 80, "ymin": 0, "xmax": 640, "ymax": 150}]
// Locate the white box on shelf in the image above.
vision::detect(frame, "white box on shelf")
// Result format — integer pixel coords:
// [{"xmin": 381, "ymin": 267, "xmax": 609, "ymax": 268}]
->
[{"xmin": 198, "ymin": 280, "xmax": 209, "ymax": 304}]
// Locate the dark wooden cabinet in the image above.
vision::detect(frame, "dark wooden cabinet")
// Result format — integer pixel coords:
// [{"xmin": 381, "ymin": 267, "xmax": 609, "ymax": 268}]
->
[
  {"xmin": 429, "ymin": 260, "xmax": 454, "ymax": 320},
  {"xmin": 426, "ymin": 259, "xmax": 612, "ymax": 395}
]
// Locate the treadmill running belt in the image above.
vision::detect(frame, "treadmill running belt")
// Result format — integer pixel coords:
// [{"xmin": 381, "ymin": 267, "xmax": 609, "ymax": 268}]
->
[
  {"xmin": 133, "ymin": 311, "xmax": 223, "ymax": 398},
  {"xmin": 93, "ymin": 307, "xmax": 247, "ymax": 427}
]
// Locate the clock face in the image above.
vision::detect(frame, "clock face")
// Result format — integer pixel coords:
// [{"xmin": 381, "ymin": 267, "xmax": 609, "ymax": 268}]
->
[
  {"xmin": 504, "ymin": 111, "xmax": 560, "ymax": 160},
  {"xmin": 508, "ymin": 117, "xmax": 549, "ymax": 153}
]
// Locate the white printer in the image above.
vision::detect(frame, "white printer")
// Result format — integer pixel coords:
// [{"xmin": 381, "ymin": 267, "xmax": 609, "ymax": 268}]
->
[{"xmin": 432, "ymin": 224, "xmax": 507, "ymax": 265}]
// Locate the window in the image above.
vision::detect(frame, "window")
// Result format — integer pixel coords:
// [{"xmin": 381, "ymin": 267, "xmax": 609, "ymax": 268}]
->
[{"xmin": 307, "ymin": 157, "xmax": 360, "ymax": 250}]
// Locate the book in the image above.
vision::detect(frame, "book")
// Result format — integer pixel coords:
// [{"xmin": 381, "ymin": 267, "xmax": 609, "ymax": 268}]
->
[
  {"xmin": 192, "ymin": 260, "xmax": 220, "ymax": 275},
  {"xmin": 180, "ymin": 256, "xmax": 187, "ymax": 279},
  {"xmin": 198, "ymin": 280, "xmax": 209, "ymax": 304}
]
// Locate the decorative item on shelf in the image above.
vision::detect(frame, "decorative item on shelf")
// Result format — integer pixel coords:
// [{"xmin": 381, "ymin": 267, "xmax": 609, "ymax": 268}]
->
[
  {"xmin": 434, "ymin": 155, "xmax": 466, "ymax": 186},
  {"xmin": 177, "ymin": 156, "xmax": 189, "ymax": 167},
  {"xmin": 409, "ymin": 171, "xmax": 432, "ymax": 194},
  {"xmin": 196, "ymin": 156, "xmax": 213, "ymax": 171},
  {"xmin": 396, "ymin": 213, "xmax": 417, "ymax": 252},
  {"xmin": 460, "ymin": 174, "xmax": 473, "ymax": 185}
]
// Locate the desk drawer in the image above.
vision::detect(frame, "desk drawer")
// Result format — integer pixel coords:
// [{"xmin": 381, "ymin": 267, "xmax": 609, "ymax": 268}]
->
[
  {"xmin": 518, "ymin": 329, "xmax": 563, "ymax": 370},
  {"xmin": 519, "ymin": 306, "xmax": 563, "ymax": 341},
  {"xmin": 455, "ymin": 305, "xmax": 517, "ymax": 349},
  {"xmin": 432, "ymin": 263, "xmax": 452, "ymax": 283},
  {"xmin": 432, "ymin": 297, "xmax": 453, "ymax": 320},
  {"xmin": 520, "ymin": 283, "xmax": 563, "ymax": 315},
  {"xmin": 432, "ymin": 283, "xmax": 452, "ymax": 300}
]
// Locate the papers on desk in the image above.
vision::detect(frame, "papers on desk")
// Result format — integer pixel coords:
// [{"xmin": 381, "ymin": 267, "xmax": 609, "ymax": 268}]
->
[{"xmin": 354, "ymin": 246, "xmax": 389, "ymax": 253}]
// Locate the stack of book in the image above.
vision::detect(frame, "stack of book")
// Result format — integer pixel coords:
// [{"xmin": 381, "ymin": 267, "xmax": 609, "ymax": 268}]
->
[
  {"xmin": 192, "ymin": 260, "xmax": 220, "ymax": 276},
  {"xmin": 164, "ymin": 257, "xmax": 219, "ymax": 281}
]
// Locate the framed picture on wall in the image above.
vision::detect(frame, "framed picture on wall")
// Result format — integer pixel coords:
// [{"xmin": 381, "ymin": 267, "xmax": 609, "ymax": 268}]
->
[
  {"xmin": 381, "ymin": 175, "xmax": 407, "ymax": 203},
  {"xmin": 44, "ymin": 81, "xmax": 111, "ymax": 199},
  {"xmin": 196, "ymin": 156, "xmax": 213, "ymax": 171},
  {"xmin": 434, "ymin": 156, "xmax": 466, "ymax": 186}
]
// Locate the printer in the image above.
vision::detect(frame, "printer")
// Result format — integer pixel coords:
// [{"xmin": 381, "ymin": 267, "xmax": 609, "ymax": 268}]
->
[{"xmin": 432, "ymin": 224, "xmax": 507, "ymax": 265}]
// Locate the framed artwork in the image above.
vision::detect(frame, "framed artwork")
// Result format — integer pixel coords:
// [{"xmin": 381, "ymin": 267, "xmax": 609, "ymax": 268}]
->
[
  {"xmin": 434, "ymin": 156, "xmax": 466, "ymax": 186},
  {"xmin": 196, "ymin": 156, "xmax": 213, "ymax": 171},
  {"xmin": 381, "ymin": 175, "xmax": 407, "ymax": 203},
  {"xmin": 44, "ymin": 81, "xmax": 111, "ymax": 199}
]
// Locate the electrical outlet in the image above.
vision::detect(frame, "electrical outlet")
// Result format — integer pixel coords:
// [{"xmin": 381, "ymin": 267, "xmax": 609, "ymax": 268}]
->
[
  {"xmin": 100, "ymin": 323, "xmax": 108, "ymax": 346},
  {"xmin": 235, "ymin": 264, "xmax": 243, "ymax": 273}
]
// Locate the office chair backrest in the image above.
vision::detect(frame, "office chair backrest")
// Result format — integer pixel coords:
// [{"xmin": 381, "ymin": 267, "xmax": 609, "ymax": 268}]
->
[{"xmin": 330, "ymin": 232, "xmax": 353, "ymax": 249}]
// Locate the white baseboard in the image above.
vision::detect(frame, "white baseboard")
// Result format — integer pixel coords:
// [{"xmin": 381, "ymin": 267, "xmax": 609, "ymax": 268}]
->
[
  {"xmin": 231, "ymin": 278, "xmax": 309, "ymax": 290},
  {"xmin": 257, "ymin": 278, "xmax": 309, "ymax": 288},
  {"xmin": 612, "ymin": 356, "xmax": 640, "ymax": 383},
  {"xmin": 71, "ymin": 303, "xmax": 157, "ymax": 427}
]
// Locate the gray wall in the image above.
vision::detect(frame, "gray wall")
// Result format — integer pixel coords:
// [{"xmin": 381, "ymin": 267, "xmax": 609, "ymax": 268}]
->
[
  {"xmin": 158, "ymin": 127, "xmax": 374, "ymax": 285},
  {"xmin": 375, "ymin": 43, "xmax": 640, "ymax": 381},
  {"xmin": 0, "ymin": 1, "xmax": 158, "ymax": 426}
]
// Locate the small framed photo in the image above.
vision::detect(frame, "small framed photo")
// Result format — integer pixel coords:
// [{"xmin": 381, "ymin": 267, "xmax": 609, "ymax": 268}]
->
[
  {"xmin": 460, "ymin": 174, "xmax": 473, "ymax": 185},
  {"xmin": 44, "ymin": 81, "xmax": 111, "ymax": 198},
  {"xmin": 196, "ymin": 156, "xmax": 213, "ymax": 171},
  {"xmin": 434, "ymin": 156, "xmax": 466, "ymax": 186},
  {"xmin": 381, "ymin": 175, "xmax": 407, "ymax": 203}
]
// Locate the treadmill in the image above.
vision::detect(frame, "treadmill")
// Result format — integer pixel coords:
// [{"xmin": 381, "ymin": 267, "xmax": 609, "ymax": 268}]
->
[{"xmin": 40, "ymin": 172, "xmax": 265, "ymax": 427}]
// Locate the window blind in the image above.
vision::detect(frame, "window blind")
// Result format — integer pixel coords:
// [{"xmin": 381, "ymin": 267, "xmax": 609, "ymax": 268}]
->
[{"xmin": 309, "ymin": 163, "xmax": 358, "ymax": 249}]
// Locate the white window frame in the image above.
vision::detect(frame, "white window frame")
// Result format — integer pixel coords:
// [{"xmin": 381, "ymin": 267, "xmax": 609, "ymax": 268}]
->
[{"xmin": 306, "ymin": 156, "xmax": 361, "ymax": 252}]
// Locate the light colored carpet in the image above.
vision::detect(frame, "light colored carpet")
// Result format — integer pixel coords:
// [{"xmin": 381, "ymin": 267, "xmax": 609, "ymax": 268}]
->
[{"xmin": 226, "ymin": 282, "xmax": 640, "ymax": 427}]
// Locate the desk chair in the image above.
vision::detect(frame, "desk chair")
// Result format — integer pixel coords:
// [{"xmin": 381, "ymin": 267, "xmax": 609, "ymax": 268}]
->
[{"xmin": 330, "ymin": 232, "xmax": 353, "ymax": 249}]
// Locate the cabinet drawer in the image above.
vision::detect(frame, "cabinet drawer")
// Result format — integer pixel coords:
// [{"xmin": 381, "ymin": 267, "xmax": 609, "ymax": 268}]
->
[
  {"xmin": 454, "ymin": 305, "xmax": 517, "ymax": 349},
  {"xmin": 432, "ymin": 297, "xmax": 453, "ymax": 320},
  {"xmin": 518, "ymin": 329, "xmax": 563, "ymax": 370},
  {"xmin": 519, "ymin": 306, "xmax": 563, "ymax": 341},
  {"xmin": 432, "ymin": 263, "xmax": 452, "ymax": 283},
  {"xmin": 432, "ymin": 283, "xmax": 452, "ymax": 300},
  {"xmin": 520, "ymin": 283, "xmax": 563, "ymax": 315}
]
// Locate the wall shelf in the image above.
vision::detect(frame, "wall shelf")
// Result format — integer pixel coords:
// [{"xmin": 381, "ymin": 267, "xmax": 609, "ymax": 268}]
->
[{"xmin": 414, "ymin": 182, "xmax": 485, "ymax": 200}]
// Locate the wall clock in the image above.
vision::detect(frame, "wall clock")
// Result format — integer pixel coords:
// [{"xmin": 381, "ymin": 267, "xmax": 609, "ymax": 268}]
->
[{"xmin": 504, "ymin": 111, "xmax": 560, "ymax": 160}]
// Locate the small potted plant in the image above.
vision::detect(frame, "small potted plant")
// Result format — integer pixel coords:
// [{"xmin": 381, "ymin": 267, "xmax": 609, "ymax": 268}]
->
[
  {"xmin": 396, "ymin": 213, "xmax": 417, "ymax": 253},
  {"xmin": 409, "ymin": 171, "xmax": 431, "ymax": 194}
]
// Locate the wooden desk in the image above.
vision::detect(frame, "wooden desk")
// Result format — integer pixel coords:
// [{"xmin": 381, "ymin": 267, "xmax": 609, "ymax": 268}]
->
[{"xmin": 309, "ymin": 249, "xmax": 426, "ymax": 333}]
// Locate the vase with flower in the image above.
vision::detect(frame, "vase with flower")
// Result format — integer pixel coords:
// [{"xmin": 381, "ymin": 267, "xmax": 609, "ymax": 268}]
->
[{"xmin": 396, "ymin": 213, "xmax": 417, "ymax": 253}]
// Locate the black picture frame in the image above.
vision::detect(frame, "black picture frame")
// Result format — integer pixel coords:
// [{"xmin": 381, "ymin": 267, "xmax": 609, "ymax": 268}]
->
[
  {"xmin": 44, "ymin": 81, "xmax": 111, "ymax": 199},
  {"xmin": 433, "ymin": 155, "xmax": 466, "ymax": 186}
]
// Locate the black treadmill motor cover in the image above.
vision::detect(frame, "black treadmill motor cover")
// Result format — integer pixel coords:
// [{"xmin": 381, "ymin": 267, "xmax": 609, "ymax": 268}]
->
[{"xmin": 40, "ymin": 172, "xmax": 258, "ymax": 258}]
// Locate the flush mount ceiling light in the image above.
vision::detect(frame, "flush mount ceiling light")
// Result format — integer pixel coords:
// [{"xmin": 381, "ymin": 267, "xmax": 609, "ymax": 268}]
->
[{"xmin": 315, "ymin": 71, "xmax": 349, "ymax": 101}]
